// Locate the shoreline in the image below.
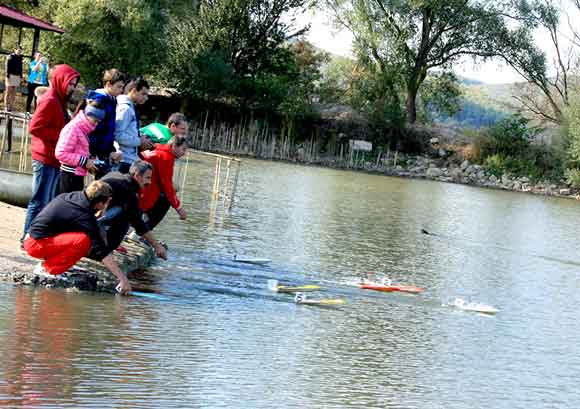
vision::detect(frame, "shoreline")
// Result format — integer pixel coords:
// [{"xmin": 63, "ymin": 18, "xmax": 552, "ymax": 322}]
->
[
  {"xmin": 0, "ymin": 202, "xmax": 155, "ymax": 292},
  {"xmin": 213, "ymin": 150, "xmax": 579, "ymax": 200}
]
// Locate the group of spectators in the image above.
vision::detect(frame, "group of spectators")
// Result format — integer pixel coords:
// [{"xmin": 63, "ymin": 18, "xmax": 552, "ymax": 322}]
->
[
  {"xmin": 4, "ymin": 44, "xmax": 49, "ymax": 113},
  {"xmin": 4, "ymin": 46, "xmax": 192, "ymax": 295}
]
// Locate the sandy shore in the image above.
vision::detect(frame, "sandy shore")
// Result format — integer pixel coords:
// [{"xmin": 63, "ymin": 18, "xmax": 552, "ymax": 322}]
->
[{"xmin": 0, "ymin": 202, "xmax": 35, "ymax": 273}]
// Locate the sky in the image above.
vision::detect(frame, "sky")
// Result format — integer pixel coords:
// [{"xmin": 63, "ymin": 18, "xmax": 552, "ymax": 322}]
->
[{"xmin": 297, "ymin": 8, "xmax": 567, "ymax": 85}]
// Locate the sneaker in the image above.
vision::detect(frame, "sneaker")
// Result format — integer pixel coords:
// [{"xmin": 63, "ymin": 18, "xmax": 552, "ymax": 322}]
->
[
  {"xmin": 33, "ymin": 262, "xmax": 53, "ymax": 278},
  {"xmin": 127, "ymin": 230, "xmax": 140, "ymax": 242},
  {"xmin": 33, "ymin": 263, "xmax": 68, "ymax": 281}
]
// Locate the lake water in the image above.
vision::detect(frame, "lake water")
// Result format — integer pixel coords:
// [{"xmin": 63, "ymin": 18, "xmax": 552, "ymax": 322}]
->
[{"xmin": 1, "ymin": 158, "xmax": 580, "ymax": 408}]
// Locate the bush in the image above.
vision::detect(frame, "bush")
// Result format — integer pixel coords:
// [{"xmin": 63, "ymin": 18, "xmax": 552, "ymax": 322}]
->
[
  {"xmin": 565, "ymin": 168, "xmax": 580, "ymax": 188},
  {"xmin": 480, "ymin": 114, "xmax": 539, "ymax": 158}
]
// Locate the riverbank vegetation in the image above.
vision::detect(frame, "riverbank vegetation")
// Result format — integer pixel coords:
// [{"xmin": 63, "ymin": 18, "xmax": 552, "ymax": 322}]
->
[{"xmin": 5, "ymin": 0, "xmax": 580, "ymax": 184}]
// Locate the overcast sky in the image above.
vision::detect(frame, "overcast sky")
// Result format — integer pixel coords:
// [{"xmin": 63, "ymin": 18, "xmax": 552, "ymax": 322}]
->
[{"xmin": 298, "ymin": 8, "xmax": 571, "ymax": 85}]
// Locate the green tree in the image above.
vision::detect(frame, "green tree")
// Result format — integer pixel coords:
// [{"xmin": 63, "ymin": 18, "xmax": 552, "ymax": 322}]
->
[
  {"xmin": 33, "ymin": 0, "xmax": 169, "ymax": 86},
  {"xmin": 161, "ymin": 0, "xmax": 309, "ymax": 112},
  {"xmin": 325, "ymin": 0, "xmax": 547, "ymax": 124}
]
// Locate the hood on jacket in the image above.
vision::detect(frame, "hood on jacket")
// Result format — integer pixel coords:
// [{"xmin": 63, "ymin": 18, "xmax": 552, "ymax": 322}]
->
[
  {"xmin": 86, "ymin": 89, "xmax": 112, "ymax": 105},
  {"xmin": 50, "ymin": 64, "xmax": 80, "ymax": 103},
  {"xmin": 116, "ymin": 94, "xmax": 134, "ymax": 107}
]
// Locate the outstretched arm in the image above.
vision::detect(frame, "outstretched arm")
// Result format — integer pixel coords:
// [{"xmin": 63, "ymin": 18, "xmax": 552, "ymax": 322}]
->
[{"xmin": 102, "ymin": 254, "xmax": 132, "ymax": 294}]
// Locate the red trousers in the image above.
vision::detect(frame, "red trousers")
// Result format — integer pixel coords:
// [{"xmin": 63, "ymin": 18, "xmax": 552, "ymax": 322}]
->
[{"xmin": 24, "ymin": 232, "xmax": 91, "ymax": 275}]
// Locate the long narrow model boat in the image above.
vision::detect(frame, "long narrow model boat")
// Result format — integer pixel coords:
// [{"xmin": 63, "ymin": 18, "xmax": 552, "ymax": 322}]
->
[
  {"xmin": 233, "ymin": 255, "xmax": 272, "ymax": 265},
  {"xmin": 357, "ymin": 277, "xmax": 424, "ymax": 294},
  {"xmin": 268, "ymin": 279, "xmax": 320, "ymax": 293},
  {"xmin": 446, "ymin": 298, "xmax": 498, "ymax": 315},
  {"xmin": 294, "ymin": 293, "xmax": 345, "ymax": 306}
]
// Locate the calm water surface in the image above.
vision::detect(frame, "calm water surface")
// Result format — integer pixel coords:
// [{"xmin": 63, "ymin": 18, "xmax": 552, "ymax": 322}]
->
[{"xmin": 1, "ymin": 158, "xmax": 580, "ymax": 408}]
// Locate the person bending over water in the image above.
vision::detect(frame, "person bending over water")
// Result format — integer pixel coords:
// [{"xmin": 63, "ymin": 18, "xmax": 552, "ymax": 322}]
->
[{"xmin": 23, "ymin": 181, "xmax": 132, "ymax": 294}]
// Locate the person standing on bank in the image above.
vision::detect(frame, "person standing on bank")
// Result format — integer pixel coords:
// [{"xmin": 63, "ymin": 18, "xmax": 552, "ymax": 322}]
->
[
  {"xmin": 21, "ymin": 64, "xmax": 80, "ymax": 244},
  {"xmin": 114, "ymin": 78, "xmax": 152, "ymax": 173},
  {"xmin": 23, "ymin": 180, "xmax": 132, "ymax": 294},
  {"xmin": 4, "ymin": 44, "xmax": 23, "ymax": 112},
  {"xmin": 86, "ymin": 68, "xmax": 126, "ymax": 179},
  {"xmin": 140, "ymin": 135, "xmax": 189, "ymax": 231},
  {"xmin": 99, "ymin": 160, "xmax": 167, "ymax": 259},
  {"xmin": 55, "ymin": 100, "xmax": 105, "ymax": 194},
  {"xmin": 26, "ymin": 51, "xmax": 49, "ymax": 113}
]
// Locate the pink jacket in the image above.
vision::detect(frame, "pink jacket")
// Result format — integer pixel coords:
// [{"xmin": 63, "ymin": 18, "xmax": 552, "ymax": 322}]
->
[{"xmin": 55, "ymin": 111, "xmax": 97, "ymax": 176}]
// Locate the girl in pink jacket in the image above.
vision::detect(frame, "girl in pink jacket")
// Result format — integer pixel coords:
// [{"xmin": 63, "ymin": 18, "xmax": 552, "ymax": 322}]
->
[{"xmin": 55, "ymin": 101, "xmax": 105, "ymax": 194}]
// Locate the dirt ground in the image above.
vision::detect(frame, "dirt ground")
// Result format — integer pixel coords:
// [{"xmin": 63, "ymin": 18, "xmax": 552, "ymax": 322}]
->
[{"xmin": 0, "ymin": 201, "xmax": 25, "ymax": 253}]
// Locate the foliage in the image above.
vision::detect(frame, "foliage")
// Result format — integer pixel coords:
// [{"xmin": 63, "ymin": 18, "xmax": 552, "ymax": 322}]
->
[
  {"xmin": 325, "ymin": 0, "xmax": 546, "ymax": 123},
  {"xmin": 563, "ymin": 95, "xmax": 580, "ymax": 168},
  {"xmin": 160, "ymin": 0, "xmax": 310, "ymax": 117},
  {"xmin": 27, "ymin": 0, "xmax": 172, "ymax": 86},
  {"xmin": 565, "ymin": 168, "xmax": 580, "ymax": 188},
  {"xmin": 419, "ymin": 72, "xmax": 461, "ymax": 122},
  {"xmin": 478, "ymin": 115, "xmax": 564, "ymax": 181},
  {"xmin": 480, "ymin": 115, "xmax": 539, "ymax": 158}
]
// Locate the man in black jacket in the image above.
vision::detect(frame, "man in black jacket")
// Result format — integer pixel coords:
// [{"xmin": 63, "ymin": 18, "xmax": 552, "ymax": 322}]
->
[
  {"xmin": 23, "ymin": 180, "xmax": 132, "ymax": 294},
  {"xmin": 4, "ymin": 44, "xmax": 23, "ymax": 112},
  {"xmin": 99, "ymin": 160, "xmax": 167, "ymax": 260}
]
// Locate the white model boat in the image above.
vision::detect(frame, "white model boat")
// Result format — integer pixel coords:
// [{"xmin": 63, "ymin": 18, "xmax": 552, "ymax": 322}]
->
[
  {"xmin": 233, "ymin": 255, "xmax": 271, "ymax": 265},
  {"xmin": 447, "ymin": 298, "xmax": 498, "ymax": 315}
]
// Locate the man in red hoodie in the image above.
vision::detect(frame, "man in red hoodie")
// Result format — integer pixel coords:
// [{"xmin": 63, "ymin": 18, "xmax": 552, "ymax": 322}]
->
[
  {"xmin": 21, "ymin": 64, "xmax": 80, "ymax": 243},
  {"xmin": 140, "ymin": 135, "xmax": 189, "ymax": 230}
]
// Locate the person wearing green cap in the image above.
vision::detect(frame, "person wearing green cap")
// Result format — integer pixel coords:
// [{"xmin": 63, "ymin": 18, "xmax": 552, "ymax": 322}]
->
[{"xmin": 140, "ymin": 112, "xmax": 188, "ymax": 145}]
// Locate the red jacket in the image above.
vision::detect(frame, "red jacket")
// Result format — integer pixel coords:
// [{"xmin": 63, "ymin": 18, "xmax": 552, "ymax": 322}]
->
[
  {"xmin": 139, "ymin": 144, "xmax": 181, "ymax": 212},
  {"xmin": 29, "ymin": 64, "xmax": 80, "ymax": 168}
]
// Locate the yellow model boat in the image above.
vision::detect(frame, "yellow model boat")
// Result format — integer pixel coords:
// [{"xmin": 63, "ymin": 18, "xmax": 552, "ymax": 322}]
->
[
  {"xmin": 294, "ymin": 293, "xmax": 345, "ymax": 305},
  {"xmin": 268, "ymin": 279, "xmax": 321, "ymax": 293}
]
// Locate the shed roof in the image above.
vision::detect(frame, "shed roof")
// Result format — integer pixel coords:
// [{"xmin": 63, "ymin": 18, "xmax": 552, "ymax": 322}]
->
[{"xmin": 0, "ymin": 5, "xmax": 64, "ymax": 33}]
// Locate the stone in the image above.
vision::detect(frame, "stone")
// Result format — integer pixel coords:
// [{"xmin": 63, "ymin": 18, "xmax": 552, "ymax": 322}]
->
[
  {"xmin": 489, "ymin": 175, "xmax": 498, "ymax": 184},
  {"xmin": 513, "ymin": 181, "xmax": 522, "ymax": 191},
  {"xmin": 559, "ymin": 188, "xmax": 571, "ymax": 195},
  {"xmin": 426, "ymin": 168, "xmax": 443, "ymax": 178},
  {"xmin": 460, "ymin": 160, "xmax": 470, "ymax": 171},
  {"xmin": 450, "ymin": 168, "xmax": 463, "ymax": 181}
]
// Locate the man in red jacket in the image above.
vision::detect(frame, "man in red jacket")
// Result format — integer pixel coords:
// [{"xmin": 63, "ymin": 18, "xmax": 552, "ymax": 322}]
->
[
  {"xmin": 21, "ymin": 64, "xmax": 80, "ymax": 243},
  {"xmin": 140, "ymin": 135, "xmax": 189, "ymax": 230}
]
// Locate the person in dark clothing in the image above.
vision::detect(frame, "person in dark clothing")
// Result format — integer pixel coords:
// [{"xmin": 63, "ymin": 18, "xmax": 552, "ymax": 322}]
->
[
  {"xmin": 23, "ymin": 180, "xmax": 132, "ymax": 294},
  {"xmin": 87, "ymin": 68, "xmax": 126, "ymax": 179},
  {"xmin": 99, "ymin": 160, "xmax": 167, "ymax": 260},
  {"xmin": 4, "ymin": 44, "xmax": 23, "ymax": 111}
]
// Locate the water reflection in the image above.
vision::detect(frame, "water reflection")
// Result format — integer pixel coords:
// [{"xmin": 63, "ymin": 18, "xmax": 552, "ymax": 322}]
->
[{"xmin": 2, "ymin": 159, "xmax": 580, "ymax": 408}]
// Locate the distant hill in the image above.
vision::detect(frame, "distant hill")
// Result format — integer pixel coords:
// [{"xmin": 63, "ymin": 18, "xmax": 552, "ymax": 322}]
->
[{"xmin": 435, "ymin": 79, "xmax": 519, "ymax": 128}]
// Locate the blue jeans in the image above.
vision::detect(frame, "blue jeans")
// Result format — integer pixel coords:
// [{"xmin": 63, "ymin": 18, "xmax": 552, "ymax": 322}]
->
[{"xmin": 22, "ymin": 160, "xmax": 60, "ymax": 239}]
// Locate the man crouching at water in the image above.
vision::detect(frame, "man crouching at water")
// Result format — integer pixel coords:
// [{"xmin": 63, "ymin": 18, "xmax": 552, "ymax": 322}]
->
[
  {"xmin": 99, "ymin": 160, "xmax": 167, "ymax": 259},
  {"xmin": 23, "ymin": 181, "xmax": 132, "ymax": 294}
]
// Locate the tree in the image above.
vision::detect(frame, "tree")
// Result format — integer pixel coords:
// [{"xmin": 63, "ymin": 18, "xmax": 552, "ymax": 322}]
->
[
  {"xmin": 32, "ymin": 0, "xmax": 169, "ymax": 86},
  {"xmin": 161, "ymin": 0, "xmax": 310, "ymax": 112},
  {"xmin": 508, "ymin": 0, "xmax": 580, "ymax": 124},
  {"xmin": 325, "ymin": 0, "xmax": 545, "ymax": 123}
]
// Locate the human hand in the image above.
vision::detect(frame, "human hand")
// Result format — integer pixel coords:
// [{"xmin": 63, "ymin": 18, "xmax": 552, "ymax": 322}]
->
[
  {"xmin": 85, "ymin": 158, "xmax": 97, "ymax": 172},
  {"xmin": 115, "ymin": 276, "xmax": 132, "ymax": 295},
  {"xmin": 176, "ymin": 207, "xmax": 187, "ymax": 220},
  {"xmin": 154, "ymin": 243, "xmax": 168, "ymax": 260},
  {"xmin": 140, "ymin": 135, "xmax": 154, "ymax": 150},
  {"xmin": 110, "ymin": 152, "xmax": 123, "ymax": 163}
]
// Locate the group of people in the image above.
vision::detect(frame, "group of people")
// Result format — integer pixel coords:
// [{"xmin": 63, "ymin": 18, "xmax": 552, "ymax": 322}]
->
[
  {"xmin": 14, "ymin": 56, "xmax": 191, "ymax": 294},
  {"xmin": 4, "ymin": 44, "xmax": 49, "ymax": 113}
]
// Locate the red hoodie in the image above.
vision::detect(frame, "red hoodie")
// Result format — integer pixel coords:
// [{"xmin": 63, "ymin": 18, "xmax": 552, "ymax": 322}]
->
[
  {"xmin": 29, "ymin": 64, "xmax": 80, "ymax": 168},
  {"xmin": 139, "ymin": 144, "xmax": 181, "ymax": 212}
]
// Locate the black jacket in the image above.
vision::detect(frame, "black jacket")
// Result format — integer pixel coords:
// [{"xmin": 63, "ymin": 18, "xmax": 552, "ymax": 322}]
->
[
  {"xmin": 101, "ymin": 172, "xmax": 149, "ymax": 236},
  {"xmin": 5, "ymin": 53, "xmax": 23, "ymax": 76},
  {"xmin": 28, "ymin": 191, "xmax": 110, "ymax": 261}
]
